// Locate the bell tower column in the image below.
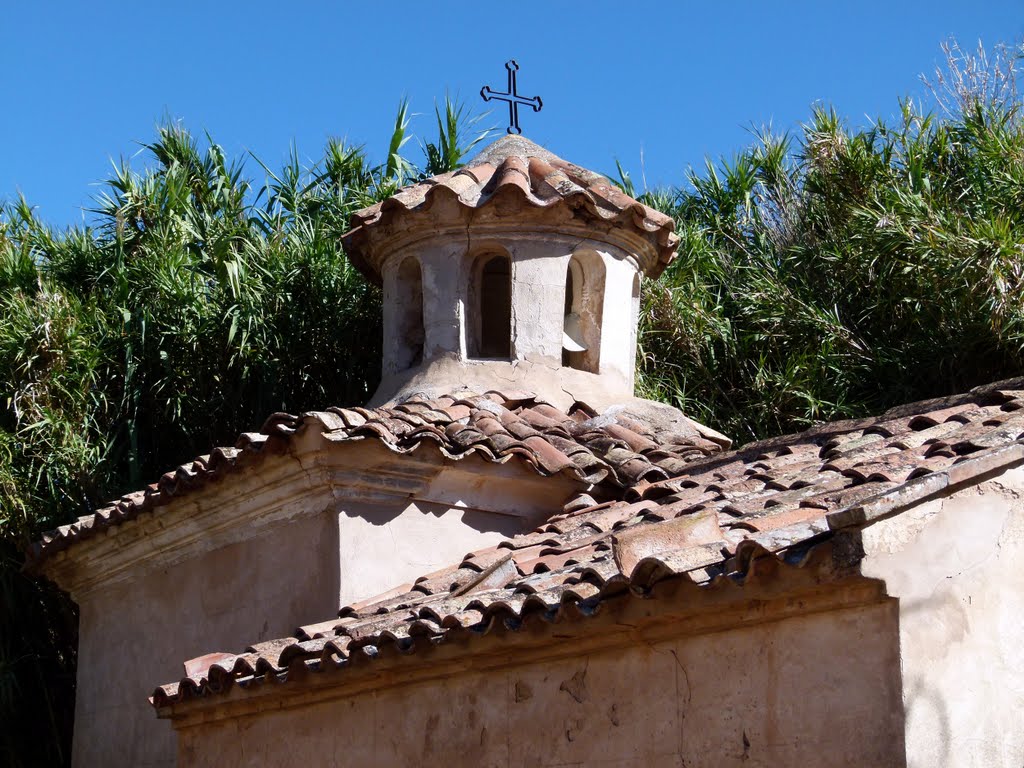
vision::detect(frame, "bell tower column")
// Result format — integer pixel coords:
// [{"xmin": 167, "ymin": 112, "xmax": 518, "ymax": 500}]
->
[
  {"xmin": 599, "ymin": 252, "xmax": 644, "ymax": 394},
  {"xmin": 507, "ymin": 237, "xmax": 571, "ymax": 366},
  {"xmin": 417, "ymin": 242, "xmax": 466, "ymax": 362}
]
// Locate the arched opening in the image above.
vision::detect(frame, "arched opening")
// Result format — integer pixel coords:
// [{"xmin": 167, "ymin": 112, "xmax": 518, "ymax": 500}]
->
[
  {"xmin": 562, "ymin": 251, "xmax": 605, "ymax": 373},
  {"xmin": 393, "ymin": 256, "xmax": 424, "ymax": 370},
  {"xmin": 470, "ymin": 253, "xmax": 512, "ymax": 359}
]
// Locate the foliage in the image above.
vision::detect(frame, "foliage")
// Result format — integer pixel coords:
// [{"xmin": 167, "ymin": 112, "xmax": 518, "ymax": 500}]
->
[
  {"xmin": 633, "ymin": 41, "xmax": 1024, "ymax": 441},
  {"xmin": 0, "ymin": 96, "xmax": 489, "ymax": 767}
]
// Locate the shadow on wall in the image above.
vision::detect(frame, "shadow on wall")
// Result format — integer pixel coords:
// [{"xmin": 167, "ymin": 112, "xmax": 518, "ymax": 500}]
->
[
  {"xmin": 338, "ymin": 498, "xmax": 524, "ymax": 538},
  {"xmin": 899, "ymin": 592, "xmax": 956, "ymax": 767},
  {"xmin": 904, "ymin": 675, "xmax": 951, "ymax": 768}
]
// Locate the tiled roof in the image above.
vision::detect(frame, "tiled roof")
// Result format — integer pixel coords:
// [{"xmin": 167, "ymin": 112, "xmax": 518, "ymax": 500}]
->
[
  {"xmin": 31, "ymin": 392, "xmax": 727, "ymax": 562},
  {"xmin": 341, "ymin": 135, "xmax": 679, "ymax": 282},
  {"xmin": 151, "ymin": 378, "xmax": 1024, "ymax": 709}
]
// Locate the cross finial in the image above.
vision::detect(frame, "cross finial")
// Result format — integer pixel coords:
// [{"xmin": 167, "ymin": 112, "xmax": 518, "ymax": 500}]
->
[{"xmin": 481, "ymin": 60, "xmax": 543, "ymax": 135}]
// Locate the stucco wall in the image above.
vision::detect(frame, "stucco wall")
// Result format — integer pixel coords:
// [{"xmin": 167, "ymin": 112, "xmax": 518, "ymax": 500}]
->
[
  {"xmin": 68, "ymin": 495, "xmax": 544, "ymax": 767},
  {"xmin": 72, "ymin": 510, "xmax": 339, "ymax": 768},
  {"xmin": 329, "ymin": 446, "xmax": 576, "ymax": 606},
  {"xmin": 64, "ymin": 439, "xmax": 567, "ymax": 768},
  {"xmin": 336, "ymin": 500, "xmax": 522, "ymax": 606},
  {"xmin": 176, "ymin": 601, "xmax": 905, "ymax": 767},
  {"xmin": 861, "ymin": 467, "xmax": 1024, "ymax": 768}
]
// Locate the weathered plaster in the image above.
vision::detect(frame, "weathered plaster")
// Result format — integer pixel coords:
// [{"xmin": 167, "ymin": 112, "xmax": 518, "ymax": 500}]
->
[
  {"xmin": 860, "ymin": 466, "xmax": 1024, "ymax": 768},
  {"xmin": 418, "ymin": 240, "xmax": 467, "ymax": 363},
  {"xmin": 564, "ymin": 250, "xmax": 605, "ymax": 373},
  {"xmin": 174, "ymin": 601, "xmax": 905, "ymax": 767},
  {"xmin": 73, "ymin": 511, "xmax": 338, "ymax": 768},
  {"xmin": 600, "ymin": 253, "xmax": 643, "ymax": 387},
  {"xmin": 381, "ymin": 255, "xmax": 424, "ymax": 373}
]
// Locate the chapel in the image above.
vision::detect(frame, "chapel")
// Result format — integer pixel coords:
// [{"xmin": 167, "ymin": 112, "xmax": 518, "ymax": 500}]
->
[{"xmin": 31, "ymin": 134, "xmax": 1024, "ymax": 768}]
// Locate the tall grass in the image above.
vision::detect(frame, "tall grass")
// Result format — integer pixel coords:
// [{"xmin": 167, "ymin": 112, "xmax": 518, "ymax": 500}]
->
[{"xmin": 635, "ymin": 41, "xmax": 1024, "ymax": 439}]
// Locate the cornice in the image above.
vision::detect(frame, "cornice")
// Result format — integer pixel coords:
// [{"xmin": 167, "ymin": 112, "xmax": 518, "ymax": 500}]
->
[
  {"xmin": 39, "ymin": 441, "xmax": 442, "ymax": 599},
  {"xmin": 39, "ymin": 439, "xmax": 578, "ymax": 601}
]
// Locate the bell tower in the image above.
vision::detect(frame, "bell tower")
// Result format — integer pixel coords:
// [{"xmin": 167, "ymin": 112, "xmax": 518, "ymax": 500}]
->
[{"xmin": 342, "ymin": 135, "xmax": 679, "ymax": 410}]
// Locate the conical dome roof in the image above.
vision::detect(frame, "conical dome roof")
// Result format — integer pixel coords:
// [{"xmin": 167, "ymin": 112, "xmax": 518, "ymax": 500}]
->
[{"xmin": 342, "ymin": 135, "xmax": 678, "ymax": 283}]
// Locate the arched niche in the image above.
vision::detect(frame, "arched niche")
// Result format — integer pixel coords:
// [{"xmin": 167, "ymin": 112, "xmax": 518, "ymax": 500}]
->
[
  {"xmin": 392, "ymin": 255, "xmax": 424, "ymax": 370},
  {"xmin": 468, "ymin": 251, "xmax": 512, "ymax": 359},
  {"xmin": 562, "ymin": 249, "xmax": 605, "ymax": 373}
]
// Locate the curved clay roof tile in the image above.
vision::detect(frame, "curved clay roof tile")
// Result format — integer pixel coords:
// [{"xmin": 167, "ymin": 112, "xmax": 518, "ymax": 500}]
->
[{"xmin": 341, "ymin": 135, "xmax": 679, "ymax": 283}]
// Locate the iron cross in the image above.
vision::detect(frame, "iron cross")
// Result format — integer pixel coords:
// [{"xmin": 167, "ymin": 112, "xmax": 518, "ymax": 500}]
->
[{"xmin": 481, "ymin": 60, "xmax": 543, "ymax": 135}]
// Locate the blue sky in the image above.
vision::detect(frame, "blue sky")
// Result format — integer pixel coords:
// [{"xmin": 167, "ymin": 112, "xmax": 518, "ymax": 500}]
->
[{"xmin": 2, "ymin": 1, "xmax": 1022, "ymax": 227}]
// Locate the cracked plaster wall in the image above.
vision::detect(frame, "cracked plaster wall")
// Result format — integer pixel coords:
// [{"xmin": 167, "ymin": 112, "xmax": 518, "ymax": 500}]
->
[{"xmin": 860, "ymin": 466, "xmax": 1024, "ymax": 768}]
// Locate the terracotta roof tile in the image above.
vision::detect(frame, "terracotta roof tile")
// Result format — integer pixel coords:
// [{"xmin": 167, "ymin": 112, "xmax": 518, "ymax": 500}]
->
[
  {"xmin": 48, "ymin": 376, "xmax": 1024, "ymax": 708},
  {"xmin": 341, "ymin": 135, "xmax": 679, "ymax": 283},
  {"xmin": 31, "ymin": 392, "xmax": 725, "ymax": 562},
  {"xmin": 149, "ymin": 377, "xmax": 1024, "ymax": 710}
]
